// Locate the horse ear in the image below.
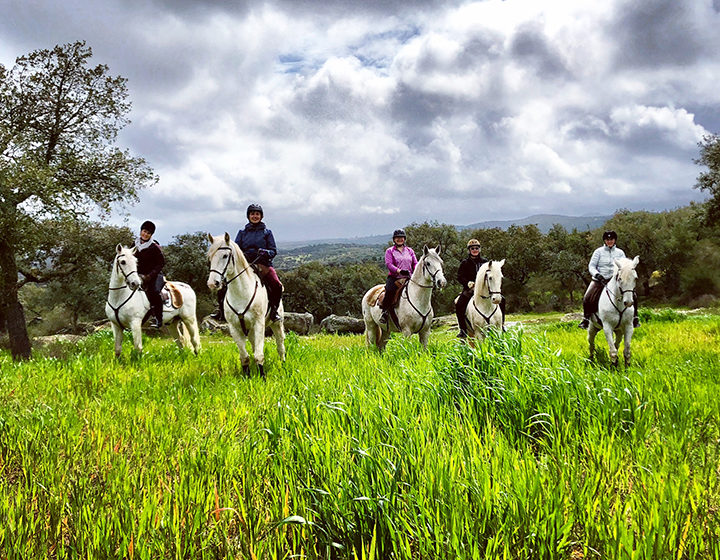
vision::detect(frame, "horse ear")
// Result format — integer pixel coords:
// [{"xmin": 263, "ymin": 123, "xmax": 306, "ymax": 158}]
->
[
  {"xmin": 423, "ymin": 245, "xmax": 429, "ymax": 257},
  {"xmin": 435, "ymin": 244, "xmax": 441, "ymax": 255},
  {"xmin": 632, "ymin": 255, "xmax": 640, "ymax": 267},
  {"xmin": 498, "ymin": 259, "xmax": 505, "ymax": 267},
  {"xmin": 224, "ymin": 232, "xmax": 231, "ymax": 244},
  {"xmin": 207, "ymin": 233, "xmax": 214, "ymax": 243},
  {"xmin": 116, "ymin": 244, "xmax": 123, "ymax": 254}
]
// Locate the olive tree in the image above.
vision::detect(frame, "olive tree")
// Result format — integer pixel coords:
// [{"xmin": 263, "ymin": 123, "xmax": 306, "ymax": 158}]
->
[{"xmin": 0, "ymin": 41, "xmax": 156, "ymax": 359}]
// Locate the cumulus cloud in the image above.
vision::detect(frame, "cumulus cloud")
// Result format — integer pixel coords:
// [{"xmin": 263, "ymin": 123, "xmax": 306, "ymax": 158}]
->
[{"xmin": 1, "ymin": 0, "xmax": 718, "ymax": 241}]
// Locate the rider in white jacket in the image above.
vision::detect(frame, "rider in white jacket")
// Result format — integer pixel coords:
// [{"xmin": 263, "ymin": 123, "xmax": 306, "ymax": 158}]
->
[{"xmin": 579, "ymin": 230, "xmax": 640, "ymax": 329}]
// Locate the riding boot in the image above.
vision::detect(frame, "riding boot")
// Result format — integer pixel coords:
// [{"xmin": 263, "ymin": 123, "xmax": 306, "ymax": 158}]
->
[
  {"xmin": 633, "ymin": 294, "xmax": 640, "ymax": 328},
  {"xmin": 578, "ymin": 318, "xmax": 589, "ymax": 329},
  {"xmin": 211, "ymin": 286, "xmax": 227, "ymax": 321}
]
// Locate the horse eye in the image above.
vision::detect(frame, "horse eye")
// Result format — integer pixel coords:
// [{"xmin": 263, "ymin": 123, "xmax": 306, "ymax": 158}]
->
[{"xmin": 120, "ymin": 260, "xmax": 125, "ymax": 265}]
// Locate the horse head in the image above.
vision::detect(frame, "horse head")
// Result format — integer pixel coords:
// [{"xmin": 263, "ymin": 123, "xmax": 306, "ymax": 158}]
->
[
  {"xmin": 613, "ymin": 256, "xmax": 639, "ymax": 308},
  {"xmin": 114, "ymin": 244, "xmax": 141, "ymax": 290},
  {"xmin": 476, "ymin": 259, "xmax": 504, "ymax": 305},
  {"xmin": 421, "ymin": 245, "xmax": 447, "ymax": 289},
  {"xmin": 207, "ymin": 233, "xmax": 234, "ymax": 291}
]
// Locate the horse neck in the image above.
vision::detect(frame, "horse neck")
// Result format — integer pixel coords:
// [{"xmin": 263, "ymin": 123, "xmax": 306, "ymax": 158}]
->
[
  {"xmin": 473, "ymin": 267, "xmax": 492, "ymax": 307},
  {"xmin": 225, "ymin": 247, "xmax": 258, "ymax": 296},
  {"xmin": 406, "ymin": 257, "xmax": 433, "ymax": 306}
]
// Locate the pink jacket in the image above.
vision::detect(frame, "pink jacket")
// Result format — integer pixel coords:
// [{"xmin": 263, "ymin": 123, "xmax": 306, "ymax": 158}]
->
[{"xmin": 385, "ymin": 245, "xmax": 418, "ymax": 278}]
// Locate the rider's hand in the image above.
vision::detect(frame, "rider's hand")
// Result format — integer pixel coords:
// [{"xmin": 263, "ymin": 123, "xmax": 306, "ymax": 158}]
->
[
  {"xmin": 593, "ymin": 273, "xmax": 604, "ymax": 282},
  {"xmin": 467, "ymin": 281, "xmax": 475, "ymax": 289},
  {"xmin": 399, "ymin": 269, "xmax": 410, "ymax": 277}
]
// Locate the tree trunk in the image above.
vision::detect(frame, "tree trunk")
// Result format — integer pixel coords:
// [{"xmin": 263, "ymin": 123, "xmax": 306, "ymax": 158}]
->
[{"xmin": 0, "ymin": 237, "xmax": 32, "ymax": 360}]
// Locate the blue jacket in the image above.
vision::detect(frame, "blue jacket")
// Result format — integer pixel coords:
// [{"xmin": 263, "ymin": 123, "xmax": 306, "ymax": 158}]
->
[{"xmin": 235, "ymin": 221, "xmax": 277, "ymax": 266}]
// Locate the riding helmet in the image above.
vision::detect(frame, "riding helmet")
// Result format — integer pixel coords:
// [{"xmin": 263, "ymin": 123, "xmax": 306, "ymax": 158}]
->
[
  {"xmin": 392, "ymin": 229, "xmax": 406, "ymax": 239},
  {"xmin": 140, "ymin": 220, "xmax": 156, "ymax": 234},
  {"xmin": 602, "ymin": 230, "xmax": 617, "ymax": 241},
  {"xmin": 467, "ymin": 238, "xmax": 481, "ymax": 249},
  {"xmin": 247, "ymin": 203, "xmax": 264, "ymax": 219}
]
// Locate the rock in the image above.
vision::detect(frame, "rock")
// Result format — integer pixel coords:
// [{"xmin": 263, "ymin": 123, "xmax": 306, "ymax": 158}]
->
[
  {"xmin": 282, "ymin": 312, "xmax": 315, "ymax": 335},
  {"xmin": 33, "ymin": 334, "xmax": 84, "ymax": 347},
  {"xmin": 201, "ymin": 316, "xmax": 230, "ymax": 334},
  {"xmin": 431, "ymin": 314, "xmax": 458, "ymax": 329},
  {"xmin": 561, "ymin": 312, "xmax": 583, "ymax": 323},
  {"xmin": 320, "ymin": 314, "xmax": 365, "ymax": 334}
]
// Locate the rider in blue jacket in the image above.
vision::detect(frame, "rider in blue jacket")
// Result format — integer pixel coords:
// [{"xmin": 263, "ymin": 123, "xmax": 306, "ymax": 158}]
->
[{"xmin": 212, "ymin": 204, "xmax": 283, "ymax": 322}]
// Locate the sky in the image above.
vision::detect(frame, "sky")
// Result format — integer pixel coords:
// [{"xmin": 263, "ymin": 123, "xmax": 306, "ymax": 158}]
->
[{"xmin": 2, "ymin": 0, "xmax": 719, "ymax": 243}]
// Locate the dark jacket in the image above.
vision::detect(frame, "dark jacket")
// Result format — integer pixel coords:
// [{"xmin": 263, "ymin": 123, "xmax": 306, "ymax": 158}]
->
[
  {"xmin": 457, "ymin": 255, "xmax": 488, "ymax": 291},
  {"xmin": 136, "ymin": 240, "xmax": 165, "ymax": 281},
  {"xmin": 235, "ymin": 221, "xmax": 277, "ymax": 267}
]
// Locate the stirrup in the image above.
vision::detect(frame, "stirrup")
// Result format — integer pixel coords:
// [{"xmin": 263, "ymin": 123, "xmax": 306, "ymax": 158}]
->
[{"xmin": 578, "ymin": 318, "xmax": 589, "ymax": 329}]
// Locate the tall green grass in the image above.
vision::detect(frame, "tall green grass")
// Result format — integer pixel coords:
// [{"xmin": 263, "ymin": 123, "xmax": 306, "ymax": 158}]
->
[{"xmin": 1, "ymin": 313, "xmax": 719, "ymax": 558}]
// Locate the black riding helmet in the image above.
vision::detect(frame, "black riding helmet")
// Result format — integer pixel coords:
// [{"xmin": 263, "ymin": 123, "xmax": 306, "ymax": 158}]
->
[
  {"xmin": 602, "ymin": 230, "xmax": 617, "ymax": 241},
  {"xmin": 140, "ymin": 220, "xmax": 156, "ymax": 234},
  {"xmin": 392, "ymin": 228, "xmax": 406, "ymax": 239},
  {"xmin": 247, "ymin": 203, "xmax": 264, "ymax": 220}
]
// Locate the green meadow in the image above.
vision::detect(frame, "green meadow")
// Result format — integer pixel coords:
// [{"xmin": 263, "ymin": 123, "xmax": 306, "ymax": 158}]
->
[{"xmin": 1, "ymin": 309, "xmax": 719, "ymax": 559}]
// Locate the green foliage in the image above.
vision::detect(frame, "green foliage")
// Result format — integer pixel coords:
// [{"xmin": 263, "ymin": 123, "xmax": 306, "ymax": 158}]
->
[
  {"xmin": 1, "ymin": 314, "xmax": 719, "ymax": 557},
  {"xmin": 163, "ymin": 231, "xmax": 214, "ymax": 316},
  {"xmin": 695, "ymin": 133, "xmax": 720, "ymax": 227},
  {"xmin": 0, "ymin": 41, "xmax": 156, "ymax": 358}
]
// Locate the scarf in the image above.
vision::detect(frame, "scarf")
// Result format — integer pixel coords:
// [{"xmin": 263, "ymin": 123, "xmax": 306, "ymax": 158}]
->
[{"xmin": 135, "ymin": 237, "xmax": 154, "ymax": 252}]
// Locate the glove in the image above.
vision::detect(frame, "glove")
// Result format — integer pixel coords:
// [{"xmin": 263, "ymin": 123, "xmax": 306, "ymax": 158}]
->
[
  {"xmin": 593, "ymin": 273, "xmax": 604, "ymax": 282},
  {"xmin": 399, "ymin": 269, "xmax": 411, "ymax": 277},
  {"xmin": 467, "ymin": 281, "xmax": 475, "ymax": 289},
  {"xmin": 257, "ymin": 248, "xmax": 267, "ymax": 255}
]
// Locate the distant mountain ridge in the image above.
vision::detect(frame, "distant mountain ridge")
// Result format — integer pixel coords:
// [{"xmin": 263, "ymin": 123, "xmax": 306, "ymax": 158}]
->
[{"xmin": 279, "ymin": 214, "xmax": 611, "ymax": 250}]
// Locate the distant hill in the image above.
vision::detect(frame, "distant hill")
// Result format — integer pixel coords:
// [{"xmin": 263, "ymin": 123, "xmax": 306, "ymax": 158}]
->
[
  {"xmin": 276, "ymin": 214, "xmax": 612, "ymax": 268},
  {"xmin": 461, "ymin": 214, "xmax": 612, "ymax": 234},
  {"xmin": 279, "ymin": 214, "xmax": 610, "ymax": 250}
]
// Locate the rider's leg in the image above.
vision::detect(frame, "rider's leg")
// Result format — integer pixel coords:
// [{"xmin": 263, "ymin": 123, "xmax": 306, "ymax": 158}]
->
[
  {"xmin": 265, "ymin": 267, "xmax": 283, "ymax": 321},
  {"xmin": 455, "ymin": 290, "xmax": 471, "ymax": 337},
  {"xmin": 633, "ymin": 292, "xmax": 640, "ymax": 328},
  {"xmin": 579, "ymin": 281, "xmax": 600, "ymax": 329},
  {"xmin": 211, "ymin": 285, "xmax": 227, "ymax": 321},
  {"xmin": 380, "ymin": 276, "xmax": 397, "ymax": 324}
]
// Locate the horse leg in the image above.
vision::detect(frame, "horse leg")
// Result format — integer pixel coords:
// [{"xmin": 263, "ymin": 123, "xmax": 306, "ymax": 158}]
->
[
  {"xmin": 250, "ymin": 322, "xmax": 266, "ymax": 375},
  {"xmin": 624, "ymin": 324, "xmax": 634, "ymax": 367},
  {"xmin": 186, "ymin": 316, "xmax": 202, "ymax": 354},
  {"xmin": 418, "ymin": 326, "xmax": 430, "ymax": 350},
  {"xmin": 271, "ymin": 320, "xmax": 286, "ymax": 362},
  {"xmin": 602, "ymin": 324, "xmax": 619, "ymax": 366},
  {"xmin": 174, "ymin": 321, "xmax": 187, "ymax": 350},
  {"xmin": 129, "ymin": 318, "xmax": 144, "ymax": 355},
  {"xmin": 111, "ymin": 322, "xmax": 124, "ymax": 358},
  {"xmin": 587, "ymin": 324, "xmax": 597, "ymax": 362},
  {"xmin": 227, "ymin": 321, "xmax": 250, "ymax": 372}
]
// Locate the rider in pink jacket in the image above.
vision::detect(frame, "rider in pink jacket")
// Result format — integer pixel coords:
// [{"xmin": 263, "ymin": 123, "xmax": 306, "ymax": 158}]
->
[{"xmin": 380, "ymin": 229, "xmax": 417, "ymax": 324}]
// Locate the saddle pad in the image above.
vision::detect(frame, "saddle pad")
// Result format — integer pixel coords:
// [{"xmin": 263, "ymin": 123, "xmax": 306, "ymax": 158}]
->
[{"xmin": 161, "ymin": 282, "xmax": 183, "ymax": 309}]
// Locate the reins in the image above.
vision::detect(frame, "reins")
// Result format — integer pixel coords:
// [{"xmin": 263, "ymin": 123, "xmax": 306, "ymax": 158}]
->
[
  {"xmin": 473, "ymin": 270, "xmax": 501, "ymax": 324},
  {"xmin": 603, "ymin": 273, "xmax": 636, "ymax": 330}
]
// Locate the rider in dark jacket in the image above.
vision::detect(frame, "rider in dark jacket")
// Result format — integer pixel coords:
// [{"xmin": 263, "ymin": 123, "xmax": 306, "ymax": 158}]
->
[
  {"xmin": 135, "ymin": 220, "xmax": 165, "ymax": 329},
  {"xmin": 213, "ymin": 204, "xmax": 283, "ymax": 322},
  {"xmin": 455, "ymin": 239, "xmax": 487, "ymax": 338}
]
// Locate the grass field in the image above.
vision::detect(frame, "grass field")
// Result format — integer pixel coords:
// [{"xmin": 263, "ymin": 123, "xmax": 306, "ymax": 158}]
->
[{"xmin": 1, "ymin": 309, "xmax": 719, "ymax": 559}]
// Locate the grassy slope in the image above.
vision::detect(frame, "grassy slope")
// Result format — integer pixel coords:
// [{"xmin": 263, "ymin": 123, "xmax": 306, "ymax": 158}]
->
[{"xmin": 1, "ymin": 311, "xmax": 719, "ymax": 559}]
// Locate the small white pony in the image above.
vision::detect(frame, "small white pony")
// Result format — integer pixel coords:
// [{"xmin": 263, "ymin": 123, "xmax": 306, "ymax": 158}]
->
[
  {"xmin": 105, "ymin": 244, "xmax": 201, "ymax": 357},
  {"xmin": 362, "ymin": 246, "xmax": 446, "ymax": 351},
  {"xmin": 464, "ymin": 259, "xmax": 505, "ymax": 341},
  {"xmin": 207, "ymin": 233, "xmax": 285, "ymax": 377},
  {"xmin": 588, "ymin": 256, "xmax": 640, "ymax": 367}
]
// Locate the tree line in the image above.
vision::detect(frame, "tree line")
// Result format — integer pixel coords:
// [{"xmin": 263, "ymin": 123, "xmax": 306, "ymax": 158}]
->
[{"xmin": 2, "ymin": 40, "xmax": 720, "ymax": 360}]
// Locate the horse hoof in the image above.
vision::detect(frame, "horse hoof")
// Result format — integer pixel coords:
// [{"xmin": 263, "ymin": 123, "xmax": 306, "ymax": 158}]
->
[
  {"xmin": 258, "ymin": 364, "xmax": 265, "ymax": 379},
  {"xmin": 242, "ymin": 364, "xmax": 251, "ymax": 376}
]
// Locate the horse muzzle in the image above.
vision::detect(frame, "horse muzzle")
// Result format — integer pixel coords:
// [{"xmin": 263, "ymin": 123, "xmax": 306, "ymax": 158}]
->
[
  {"xmin": 436, "ymin": 277, "xmax": 447, "ymax": 290},
  {"xmin": 127, "ymin": 279, "xmax": 140, "ymax": 290}
]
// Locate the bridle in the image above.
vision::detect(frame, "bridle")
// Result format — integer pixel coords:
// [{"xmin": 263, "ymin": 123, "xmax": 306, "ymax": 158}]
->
[
  {"xmin": 209, "ymin": 246, "xmax": 253, "ymax": 286},
  {"xmin": 209, "ymin": 245, "xmax": 258, "ymax": 335},
  {"xmin": 472, "ymin": 266, "xmax": 502, "ymax": 325},
  {"xmin": 397, "ymin": 255, "xmax": 444, "ymax": 333},
  {"xmin": 107, "ymin": 253, "xmax": 142, "ymax": 329},
  {"xmin": 602, "ymin": 271, "xmax": 636, "ymax": 329}
]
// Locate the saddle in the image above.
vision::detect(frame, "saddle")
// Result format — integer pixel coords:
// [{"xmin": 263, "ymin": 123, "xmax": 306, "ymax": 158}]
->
[
  {"xmin": 160, "ymin": 282, "xmax": 183, "ymax": 309},
  {"xmin": 370, "ymin": 278, "xmax": 408, "ymax": 308}
]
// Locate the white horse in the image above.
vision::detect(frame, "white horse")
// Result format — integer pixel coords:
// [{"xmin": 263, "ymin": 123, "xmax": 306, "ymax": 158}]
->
[
  {"xmin": 105, "ymin": 244, "xmax": 201, "ymax": 357},
  {"xmin": 207, "ymin": 233, "xmax": 285, "ymax": 377},
  {"xmin": 588, "ymin": 256, "xmax": 640, "ymax": 367},
  {"xmin": 464, "ymin": 259, "xmax": 505, "ymax": 341},
  {"xmin": 362, "ymin": 246, "xmax": 446, "ymax": 351}
]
